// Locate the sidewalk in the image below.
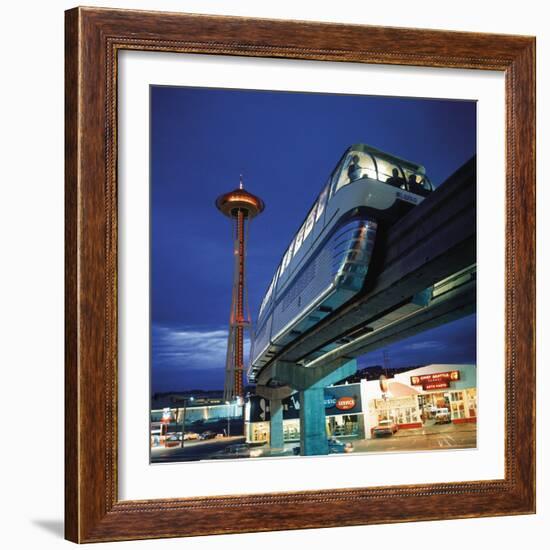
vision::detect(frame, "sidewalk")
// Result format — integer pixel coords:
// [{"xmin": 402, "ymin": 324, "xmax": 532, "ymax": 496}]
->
[
  {"xmin": 391, "ymin": 422, "xmax": 476, "ymax": 438},
  {"xmin": 354, "ymin": 421, "xmax": 477, "ymax": 453}
]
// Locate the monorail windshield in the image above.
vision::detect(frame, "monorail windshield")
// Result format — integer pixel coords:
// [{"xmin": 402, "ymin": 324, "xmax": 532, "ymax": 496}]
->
[{"xmin": 331, "ymin": 144, "xmax": 433, "ymax": 197}]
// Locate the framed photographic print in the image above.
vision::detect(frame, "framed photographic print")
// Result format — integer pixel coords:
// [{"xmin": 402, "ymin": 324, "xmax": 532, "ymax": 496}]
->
[{"xmin": 65, "ymin": 6, "xmax": 535, "ymax": 543}]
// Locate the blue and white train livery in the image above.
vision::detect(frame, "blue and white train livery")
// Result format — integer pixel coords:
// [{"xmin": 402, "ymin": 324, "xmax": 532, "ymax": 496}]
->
[{"xmin": 248, "ymin": 144, "xmax": 433, "ymax": 382}]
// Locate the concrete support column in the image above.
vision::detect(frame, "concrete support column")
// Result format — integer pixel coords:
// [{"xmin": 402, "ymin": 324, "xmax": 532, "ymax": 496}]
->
[
  {"xmin": 269, "ymin": 399, "xmax": 284, "ymax": 450},
  {"xmin": 299, "ymin": 387, "xmax": 328, "ymax": 456}
]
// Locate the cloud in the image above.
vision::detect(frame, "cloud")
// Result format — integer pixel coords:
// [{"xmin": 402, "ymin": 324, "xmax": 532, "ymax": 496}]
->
[
  {"xmin": 404, "ymin": 341, "xmax": 444, "ymax": 351},
  {"xmin": 152, "ymin": 324, "xmax": 251, "ymax": 373},
  {"xmin": 153, "ymin": 326, "xmax": 227, "ymax": 370}
]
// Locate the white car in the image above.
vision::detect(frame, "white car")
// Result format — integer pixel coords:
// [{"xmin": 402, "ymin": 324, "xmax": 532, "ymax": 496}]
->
[{"xmin": 434, "ymin": 408, "xmax": 451, "ymax": 424}]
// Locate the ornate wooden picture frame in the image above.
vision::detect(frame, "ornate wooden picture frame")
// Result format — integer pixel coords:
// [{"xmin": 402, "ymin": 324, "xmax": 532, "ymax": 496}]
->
[{"xmin": 65, "ymin": 6, "xmax": 535, "ymax": 543}]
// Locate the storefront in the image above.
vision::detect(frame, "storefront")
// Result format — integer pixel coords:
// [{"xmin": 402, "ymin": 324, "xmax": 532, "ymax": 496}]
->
[
  {"xmin": 245, "ymin": 383, "xmax": 365, "ymax": 443},
  {"xmin": 364, "ymin": 364, "xmax": 477, "ymax": 437},
  {"xmin": 369, "ymin": 395, "xmax": 423, "ymax": 431}
]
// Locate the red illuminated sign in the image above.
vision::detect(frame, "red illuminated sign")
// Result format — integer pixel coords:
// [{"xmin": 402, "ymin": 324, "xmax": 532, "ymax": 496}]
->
[
  {"xmin": 161, "ymin": 408, "xmax": 173, "ymax": 423},
  {"xmin": 423, "ymin": 381, "xmax": 450, "ymax": 390},
  {"xmin": 335, "ymin": 397, "xmax": 356, "ymax": 410},
  {"xmin": 410, "ymin": 370, "xmax": 460, "ymax": 390}
]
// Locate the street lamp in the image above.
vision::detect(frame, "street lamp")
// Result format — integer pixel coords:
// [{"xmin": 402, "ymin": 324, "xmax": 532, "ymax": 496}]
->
[
  {"xmin": 179, "ymin": 396, "xmax": 194, "ymax": 449},
  {"xmin": 225, "ymin": 400, "xmax": 231, "ymax": 437}
]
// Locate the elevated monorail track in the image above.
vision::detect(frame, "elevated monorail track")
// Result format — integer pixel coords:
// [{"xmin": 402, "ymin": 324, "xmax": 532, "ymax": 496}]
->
[{"xmin": 289, "ymin": 265, "xmax": 476, "ymax": 376}]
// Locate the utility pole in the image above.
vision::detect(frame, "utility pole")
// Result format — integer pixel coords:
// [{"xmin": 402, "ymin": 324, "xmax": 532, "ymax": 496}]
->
[{"xmin": 179, "ymin": 396, "xmax": 194, "ymax": 448}]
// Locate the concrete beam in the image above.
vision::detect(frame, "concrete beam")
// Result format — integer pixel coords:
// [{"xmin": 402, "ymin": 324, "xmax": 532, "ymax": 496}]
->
[
  {"xmin": 257, "ymin": 357, "xmax": 357, "ymax": 390},
  {"xmin": 302, "ymin": 279, "xmax": 475, "ymax": 374},
  {"xmin": 254, "ymin": 384, "xmax": 295, "ymax": 401},
  {"xmin": 257, "ymin": 361, "xmax": 357, "ymax": 457}
]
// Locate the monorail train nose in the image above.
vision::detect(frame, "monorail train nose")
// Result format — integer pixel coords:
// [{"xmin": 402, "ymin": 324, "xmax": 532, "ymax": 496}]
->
[{"xmin": 332, "ymin": 218, "xmax": 377, "ymax": 291}]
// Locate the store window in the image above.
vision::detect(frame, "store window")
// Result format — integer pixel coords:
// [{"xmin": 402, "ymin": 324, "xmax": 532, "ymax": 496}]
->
[
  {"xmin": 449, "ymin": 391, "xmax": 466, "ymax": 419},
  {"xmin": 395, "ymin": 406, "xmax": 420, "ymax": 425},
  {"xmin": 451, "ymin": 401, "xmax": 466, "ymax": 419},
  {"xmin": 433, "ymin": 393, "xmax": 449, "ymax": 409},
  {"xmin": 252, "ymin": 422, "xmax": 269, "ymax": 443},
  {"xmin": 283, "ymin": 420, "xmax": 300, "ymax": 441},
  {"xmin": 327, "ymin": 415, "xmax": 359, "ymax": 437},
  {"xmin": 465, "ymin": 388, "xmax": 477, "ymax": 418}
]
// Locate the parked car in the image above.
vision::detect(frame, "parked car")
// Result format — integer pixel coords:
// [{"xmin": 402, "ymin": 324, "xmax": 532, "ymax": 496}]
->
[
  {"xmin": 434, "ymin": 408, "xmax": 451, "ymax": 424},
  {"xmin": 199, "ymin": 430, "xmax": 217, "ymax": 440},
  {"xmin": 164, "ymin": 434, "xmax": 182, "ymax": 448},
  {"xmin": 213, "ymin": 444, "xmax": 252, "ymax": 459},
  {"xmin": 183, "ymin": 432, "xmax": 199, "ymax": 440},
  {"xmin": 328, "ymin": 438, "xmax": 353, "ymax": 453},
  {"xmin": 371, "ymin": 419, "xmax": 399, "ymax": 437},
  {"xmin": 292, "ymin": 438, "xmax": 353, "ymax": 455}
]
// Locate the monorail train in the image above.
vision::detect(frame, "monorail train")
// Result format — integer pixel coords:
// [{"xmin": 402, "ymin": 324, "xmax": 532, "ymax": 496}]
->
[{"xmin": 248, "ymin": 143, "xmax": 434, "ymax": 382}]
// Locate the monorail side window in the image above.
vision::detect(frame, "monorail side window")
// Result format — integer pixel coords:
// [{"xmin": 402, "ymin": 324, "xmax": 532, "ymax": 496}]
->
[
  {"xmin": 260, "ymin": 268, "xmax": 278, "ymax": 315},
  {"xmin": 293, "ymin": 224, "xmax": 306, "ymax": 256},
  {"xmin": 402, "ymin": 167, "xmax": 432, "ymax": 195},
  {"xmin": 332, "ymin": 151, "xmax": 377, "ymax": 195},
  {"xmin": 356, "ymin": 152, "xmax": 377, "ymax": 180},
  {"xmin": 293, "ymin": 201, "xmax": 317, "ymax": 260},
  {"xmin": 302, "ymin": 206, "xmax": 317, "ymax": 241},
  {"xmin": 259, "ymin": 283, "xmax": 272, "ymax": 316},
  {"xmin": 375, "ymin": 157, "xmax": 406, "ymax": 186},
  {"xmin": 332, "ymin": 154, "xmax": 354, "ymax": 194},
  {"xmin": 315, "ymin": 185, "xmax": 329, "ymax": 222},
  {"xmin": 281, "ymin": 243, "xmax": 294, "ymax": 273}
]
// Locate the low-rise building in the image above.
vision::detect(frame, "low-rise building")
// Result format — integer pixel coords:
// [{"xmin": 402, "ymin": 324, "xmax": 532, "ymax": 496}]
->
[
  {"xmin": 363, "ymin": 364, "xmax": 476, "ymax": 438},
  {"xmin": 244, "ymin": 364, "xmax": 476, "ymax": 444}
]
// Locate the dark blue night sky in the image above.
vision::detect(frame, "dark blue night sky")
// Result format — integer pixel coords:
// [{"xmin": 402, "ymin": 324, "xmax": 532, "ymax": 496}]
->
[{"xmin": 150, "ymin": 86, "xmax": 476, "ymax": 393}]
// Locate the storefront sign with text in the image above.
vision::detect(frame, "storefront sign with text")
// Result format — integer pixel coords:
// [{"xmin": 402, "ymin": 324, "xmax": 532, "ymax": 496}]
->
[
  {"xmin": 410, "ymin": 370, "xmax": 460, "ymax": 389},
  {"xmin": 335, "ymin": 397, "xmax": 356, "ymax": 410},
  {"xmin": 423, "ymin": 381, "xmax": 451, "ymax": 390}
]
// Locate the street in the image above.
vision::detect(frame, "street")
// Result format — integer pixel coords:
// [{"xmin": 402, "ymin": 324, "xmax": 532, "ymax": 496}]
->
[
  {"xmin": 151, "ymin": 423, "xmax": 476, "ymax": 463},
  {"xmin": 151, "ymin": 436, "xmax": 246, "ymax": 463}
]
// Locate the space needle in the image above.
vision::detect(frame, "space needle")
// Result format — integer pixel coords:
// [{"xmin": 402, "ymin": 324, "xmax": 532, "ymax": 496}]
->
[{"xmin": 216, "ymin": 177, "xmax": 264, "ymax": 401}]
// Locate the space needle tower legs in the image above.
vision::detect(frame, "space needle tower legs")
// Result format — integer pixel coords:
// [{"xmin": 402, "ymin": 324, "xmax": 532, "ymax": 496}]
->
[{"xmin": 216, "ymin": 177, "xmax": 264, "ymax": 402}]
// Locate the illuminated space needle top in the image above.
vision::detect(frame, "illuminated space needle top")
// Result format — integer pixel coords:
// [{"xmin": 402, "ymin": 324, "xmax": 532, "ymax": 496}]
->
[{"xmin": 215, "ymin": 176, "xmax": 265, "ymax": 219}]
